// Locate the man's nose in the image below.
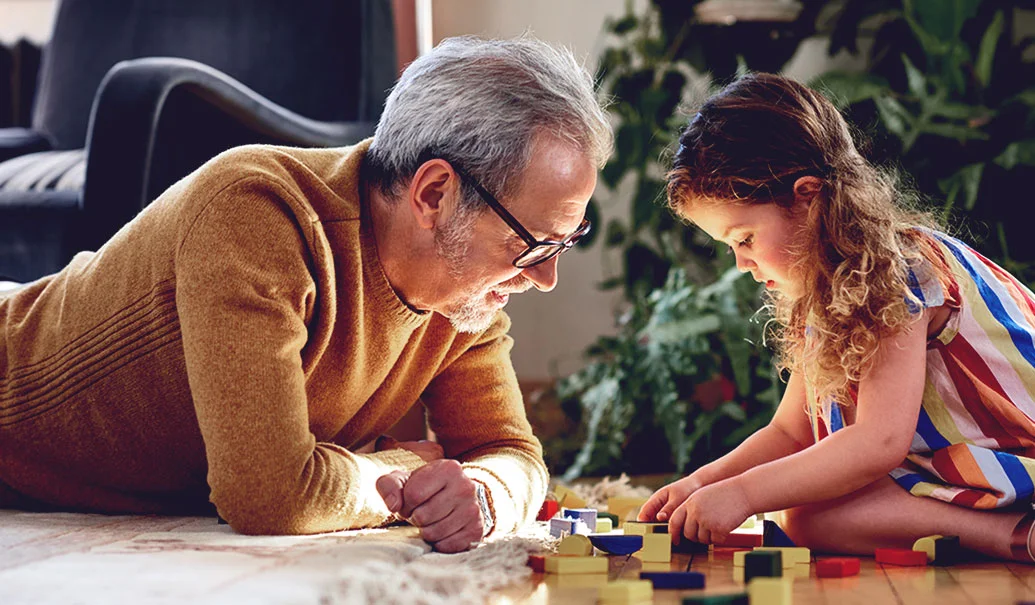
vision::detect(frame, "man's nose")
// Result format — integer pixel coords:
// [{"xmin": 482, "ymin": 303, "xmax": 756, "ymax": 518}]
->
[{"xmin": 522, "ymin": 255, "xmax": 560, "ymax": 292}]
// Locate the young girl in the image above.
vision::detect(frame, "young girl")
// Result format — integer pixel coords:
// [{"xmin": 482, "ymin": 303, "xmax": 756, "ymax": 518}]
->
[{"xmin": 639, "ymin": 72, "xmax": 1035, "ymax": 563}]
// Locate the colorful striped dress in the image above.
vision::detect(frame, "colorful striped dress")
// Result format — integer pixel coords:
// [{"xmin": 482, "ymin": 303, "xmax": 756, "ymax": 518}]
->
[{"xmin": 808, "ymin": 230, "xmax": 1035, "ymax": 509}]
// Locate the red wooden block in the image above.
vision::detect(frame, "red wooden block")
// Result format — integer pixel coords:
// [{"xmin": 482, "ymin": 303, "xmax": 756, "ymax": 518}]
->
[
  {"xmin": 875, "ymin": 548, "xmax": 928, "ymax": 566},
  {"xmin": 716, "ymin": 532, "xmax": 764, "ymax": 548},
  {"xmin": 537, "ymin": 500, "xmax": 560, "ymax": 521},
  {"xmin": 816, "ymin": 557, "xmax": 861, "ymax": 578},
  {"xmin": 527, "ymin": 554, "xmax": 546, "ymax": 573}
]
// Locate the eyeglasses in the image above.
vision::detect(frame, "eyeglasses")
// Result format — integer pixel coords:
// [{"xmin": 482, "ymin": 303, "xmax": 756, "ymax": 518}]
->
[{"xmin": 450, "ymin": 163, "xmax": 592, "ymax": 269}]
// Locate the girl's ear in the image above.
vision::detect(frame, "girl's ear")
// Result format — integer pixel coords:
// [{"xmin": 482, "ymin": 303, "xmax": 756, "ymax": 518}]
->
[{"xmin": 792, "ymin": 176, "xmax": 824, "ymax": 206}]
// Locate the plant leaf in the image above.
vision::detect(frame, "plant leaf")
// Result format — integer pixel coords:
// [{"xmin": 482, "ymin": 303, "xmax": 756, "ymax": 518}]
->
[
  {"xmin": 995, "ymin": 140, "xmax": 1035, "ymax": 170},
  {"xmin": 976, "ymin": 10, "xmax": 1004, "ymax": 88}
]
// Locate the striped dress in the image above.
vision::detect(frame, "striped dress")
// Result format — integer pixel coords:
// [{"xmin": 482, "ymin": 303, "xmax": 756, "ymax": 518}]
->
[{"xmin": 808, "ymin": 230, "xmax": 1035, "ymax": 509}]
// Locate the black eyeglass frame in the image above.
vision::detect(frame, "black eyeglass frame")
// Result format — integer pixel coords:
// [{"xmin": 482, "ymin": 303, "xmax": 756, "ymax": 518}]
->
[{"xmin": 449, "ymin": 163, "xmax": 591, "ymax": 269}]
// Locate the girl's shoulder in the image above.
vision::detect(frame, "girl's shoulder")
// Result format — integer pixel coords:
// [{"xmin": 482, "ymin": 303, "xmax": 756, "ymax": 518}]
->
[{"xmin": 902, "ymin": 228, "xmax": 961, "ymax": 314}]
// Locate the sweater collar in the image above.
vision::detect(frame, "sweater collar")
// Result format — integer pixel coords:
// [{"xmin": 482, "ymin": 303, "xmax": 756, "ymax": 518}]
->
[{"xmin": 354, "ymin": 145, "xmax": 431, "ymax": 330}]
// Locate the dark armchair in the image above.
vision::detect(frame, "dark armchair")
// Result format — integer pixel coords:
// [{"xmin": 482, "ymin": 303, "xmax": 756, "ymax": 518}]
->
[{"xmin": 0, "ymin": 0, "xmax": 397, "ymax": 282}]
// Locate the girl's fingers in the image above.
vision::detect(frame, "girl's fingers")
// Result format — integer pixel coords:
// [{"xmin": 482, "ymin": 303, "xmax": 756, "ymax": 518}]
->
[
  {"xmin": 637, "ymin": 488, "xmax": 667, "ymax": 521},
  {"xmin": 668, "ymin": 505, "xmax": 687, "ymax": 543}
]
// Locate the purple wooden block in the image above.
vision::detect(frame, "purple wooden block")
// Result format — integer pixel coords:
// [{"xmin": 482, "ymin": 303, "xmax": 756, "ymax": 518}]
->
[
  {"xmin": 639, "ymin": 571, "xmax": 705, "ymax": 589},
  {"xmin": 588, "ymin": 534, "xmax": 643, "ymax": 555}
]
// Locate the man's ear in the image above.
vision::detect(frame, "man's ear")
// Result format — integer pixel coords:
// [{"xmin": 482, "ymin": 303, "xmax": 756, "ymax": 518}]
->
[
  {"xmin": 407, "ymin": 159, "xmax": 460, "ymax": 230},
  {"xmin": 792, "ymin": 175, "xmax": 824, "ymax": 206}
]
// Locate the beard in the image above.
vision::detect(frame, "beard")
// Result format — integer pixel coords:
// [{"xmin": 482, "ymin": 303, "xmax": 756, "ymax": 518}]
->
[{"xmin": 434, "ymin": 208, "xmax": 531, "ymax": 333}]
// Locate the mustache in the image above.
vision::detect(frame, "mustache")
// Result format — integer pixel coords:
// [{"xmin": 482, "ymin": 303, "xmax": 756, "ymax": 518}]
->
[{"xmin": 495, "ymin": 276, "xmax": 534, "ymax": 295}]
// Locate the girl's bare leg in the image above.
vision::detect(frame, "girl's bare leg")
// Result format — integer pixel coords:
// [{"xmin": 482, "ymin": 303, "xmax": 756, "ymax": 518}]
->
[{"xmin": 777, "ymin": 476, "xmax": 1029, "ymax": 561}]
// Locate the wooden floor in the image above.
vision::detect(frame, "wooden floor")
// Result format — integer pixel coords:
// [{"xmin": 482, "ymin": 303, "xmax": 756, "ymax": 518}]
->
[
  {"xmin": 3, "ymin": 510, "xmax": 1035, "ymax": 604},
  {"xmin": 506, "ymin": 545, "xmax": 1035, "ymax": 604}
]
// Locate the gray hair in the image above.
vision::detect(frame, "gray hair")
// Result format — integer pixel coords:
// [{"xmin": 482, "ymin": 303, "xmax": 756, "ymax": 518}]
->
[{"xmin": 365, "ymin": 35, "xmax": 613, "ymax": 208}]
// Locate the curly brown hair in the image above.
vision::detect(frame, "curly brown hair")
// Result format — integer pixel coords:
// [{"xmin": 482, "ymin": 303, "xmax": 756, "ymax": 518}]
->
[{"xmin": 666, "ymin": 73, "xmax": 952, "ymax": 409}]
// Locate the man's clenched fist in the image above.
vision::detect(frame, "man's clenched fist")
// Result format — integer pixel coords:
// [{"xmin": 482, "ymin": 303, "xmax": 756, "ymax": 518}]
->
[{"xmin": 376, "ymin": 459, "xmax": 488, "ymax": 553}]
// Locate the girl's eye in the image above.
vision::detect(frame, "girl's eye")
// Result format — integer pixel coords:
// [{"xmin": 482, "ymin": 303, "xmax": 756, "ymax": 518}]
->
[{"xmin": 737, "ymin": 235, "xmax": 754, "ymax": 248}]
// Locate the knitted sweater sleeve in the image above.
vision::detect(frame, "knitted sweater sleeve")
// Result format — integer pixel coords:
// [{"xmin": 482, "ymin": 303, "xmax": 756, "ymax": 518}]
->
[
  {"xmin": 421, "ymin": 316, "xmax": 549, "ymax": 536},
  {"xmin": 174, "ymin": 178, "xmax": 424, "ymax": 535}
]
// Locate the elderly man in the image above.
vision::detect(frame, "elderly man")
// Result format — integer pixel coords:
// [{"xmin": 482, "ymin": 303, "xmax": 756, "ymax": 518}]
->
[{"xmin": 0, "ymin": 36, "xmax": 612, "ymax": 553}]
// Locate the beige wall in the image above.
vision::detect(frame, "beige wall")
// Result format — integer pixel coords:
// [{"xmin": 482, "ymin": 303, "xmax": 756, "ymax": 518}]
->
[
  {"xmin": 0, "ymin": 0, "xmax": 57, "ymax": 44},
  {"xmin": 0, "ymin": 0, "xmax": 862, "ymax": 381}
]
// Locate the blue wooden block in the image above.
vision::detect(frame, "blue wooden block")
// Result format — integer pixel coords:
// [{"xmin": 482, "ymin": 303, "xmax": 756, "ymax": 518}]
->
[
  {"xmin": 640, "ymin": 571, "xmax": 705, "ymax": 589},
  {"xmin": 550, "ymin": 517, "xmax": 589, "ymax": 538},
  {"xmin": 562, "ymin": 507, "xmax": 598, "ymax": 530},
  {"xmin": 762, "ymin": 520, "xmax": 796, "ymax": 547},
  {"xmin": 588, "ymin": 534, "xmax": 643, "ymax": 555}
]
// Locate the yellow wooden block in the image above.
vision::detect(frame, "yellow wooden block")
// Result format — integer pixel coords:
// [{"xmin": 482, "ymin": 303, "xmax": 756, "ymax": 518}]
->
[
  {"xmin": 752, "ymin": 546, "xmax": 810, "ymax": 567},
  {"xmin": 748, "ymin": 577, "xmax": 793, "ymax": 605},
  {"xmin": 554, "ymin": 484, "xmax": 588, "ymax": 509},
  {"xmin": 595, "ymin": 518, "xmax": 613, "ymax": 533},
  {"xmin": 638, "ymin": 533, "xmax": 671, "ymax": 563},
  {"xmin": 544, "ymin": 555, "xmax": 608, "ymax": 575},
  {"xmin": 738, "ymin": 517, "xmax": 756, "ymax": 530},
  {"xmin": 598, "ymin": 579, "xmax": 654, "ymax": 604},
  {"xmin": 544, "ymin": 573, "xmax": 609, "ymax": 589},
  {"xmin": 607, "ymin": 497, "xmax": 648, "ymax": 528},
  {"xmin": 912, "ymin": 534, "xmax": 942, "ymax": 563},
  {"xmin": 623, "ymin": 521, "xmax": 667, "ymax": 536},
  {"xmin": 558, "ymin": 534, "xmax": 593, "ymax": 556}
]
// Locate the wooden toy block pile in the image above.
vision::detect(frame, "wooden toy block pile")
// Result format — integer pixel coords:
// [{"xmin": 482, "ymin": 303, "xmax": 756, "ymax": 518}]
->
[{"xmin": 530, "ymin": 485, "xmax": 965, "ymax": 604}]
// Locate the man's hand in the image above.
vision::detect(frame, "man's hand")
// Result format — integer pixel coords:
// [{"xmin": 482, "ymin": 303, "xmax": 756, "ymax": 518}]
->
[
  {"xmin": 376, "ymin": 459, "xmax": 486, "ymax": 553},
  {"xmin": 374, "ymin": 435, "xmax": 444, "ymax": 463}
]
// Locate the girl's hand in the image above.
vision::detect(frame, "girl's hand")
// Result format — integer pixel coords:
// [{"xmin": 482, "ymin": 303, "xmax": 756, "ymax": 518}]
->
[
  {"xmin": 637, "ymin": 475, "xmax": 706, "ymax": 522},
  {"xmin": 668, "ymin": 478, "xmax": 753, "ymax": 545}
]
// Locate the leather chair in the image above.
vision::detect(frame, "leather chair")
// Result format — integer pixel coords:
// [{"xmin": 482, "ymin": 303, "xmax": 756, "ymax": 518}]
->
[{"xmin": 0, "ymin": 0, "xmax": 396, "ymax": 282}]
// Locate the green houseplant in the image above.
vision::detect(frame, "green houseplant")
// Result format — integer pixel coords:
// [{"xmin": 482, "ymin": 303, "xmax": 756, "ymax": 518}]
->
[{"xmin": 814, "ymin": 0, "xmax": 1035, "ymax": 282}]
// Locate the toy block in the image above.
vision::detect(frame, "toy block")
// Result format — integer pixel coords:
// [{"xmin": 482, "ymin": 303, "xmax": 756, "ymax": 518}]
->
[
  {"xmin": 912, "ymin": 534, "xmax": 961, "ymax": 566},
  {"xmin": 762, "ymin": 520, "xmax": 796, "ymax": 547},
  {"xmin": 624, "ymin": 521, "xmax": 668, "ymax": 536},
  {"xmin": 544, "ymin": 573, "xmax": 609, "ymax": 589},
  {"xmin": 598, "ymin": 579, "xmax": 654, "ymax": 604},
  {"xmin": 815, "ymin": 557, "xmax": 860, "ymax": 578},
  {"xmin": 681, "ymin": 593, "xmax": 748, "ymax": 604},
  {"xmin": 744, "ymin": 551, "xmax": 783, "ymax": 583},
  {"xmin": 752, "ymin": 547, "xmax": 810, "ymax": 567},
  {"xmin": 550, "ymin": 517, "xmax": 589, "ymax": 538},
  {"xmin": 553, "ymin": 484, "xmax": 587, "ymax": 509},
  {"xmin": 595, "ymin": 517, "xmax": 614, "ymax": 533},
  {"xmin": 875, "ymin": 548, "xmax": 927, "ymax": 566},
  {"xmin": 717, "ymin": 532, "xmax": 763, "ymax": 548},
  {"xmin": 562, "ymin": 507, "xmax": 598, "ymax": 531},
  {"xmin": 558, "ymin": 534, "xmax": 594, "ymax": 556},
  {"xmin": 747, "ymin": 577, "xmax": 793, "ymax": 605},
  {"xmin": 543, "ymin": 554, "xmax": 608, "ymax": 575},
  {"xmin": 607, "ymin": 497, "xmax": 649, "ymax": 527},
  {"xmin": 672, "ymin": 539, "xmax": 710, "ymax": 554},
  {"xmin": 738, "ymin": 517, "xmax": 756, "ymax": 530},
  {"xmin": 599, "ymin": 511, "xmax": 619, "ymax": 526},
  {"xmin": 527, "ymin": 554, "xmax": 546, "ymax": 573},
  {"xmin": 638, "ymin": 532, "xmax": 671, "ymax": 563},
  {"xmin": 537, "ymin": 499, "xmax": 560, "ymax": 521},
  {"xmin": 640, "ymin": 570, "xmax": 705, "ymax": 589},
  {"xmin": 589, "ymin": 534, "xmax": 643, "ymax": 555}
]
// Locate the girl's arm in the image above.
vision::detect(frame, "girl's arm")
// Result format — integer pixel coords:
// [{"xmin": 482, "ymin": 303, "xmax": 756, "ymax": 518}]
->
[
  {"xmin": 639, "ymin": 371, "xmax": 813, "ymax": 522},
  {"xmin": 694, "ymin": 371, "xmax": 813, "ymax": 484},
  {"xmin": 733, "ymin": 309, "xmax": 931, "ymax": 515}
]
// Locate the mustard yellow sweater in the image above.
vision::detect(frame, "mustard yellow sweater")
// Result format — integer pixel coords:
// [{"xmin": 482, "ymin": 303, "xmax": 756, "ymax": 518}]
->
[{"xmin": 0, "ymin": 140, "xmax": 548, "ymax": 535}]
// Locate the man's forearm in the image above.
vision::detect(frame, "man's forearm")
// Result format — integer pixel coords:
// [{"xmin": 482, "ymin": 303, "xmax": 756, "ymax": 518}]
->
[{"xmin": 461, "ymin": 445, "xmax": 549, "ymax": 536}]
